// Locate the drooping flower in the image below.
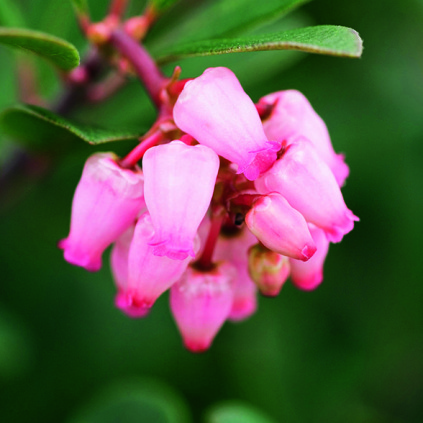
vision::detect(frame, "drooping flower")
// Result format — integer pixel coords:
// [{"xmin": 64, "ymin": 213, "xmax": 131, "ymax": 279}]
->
[
  {"xmin": 255, "ymin": 138, "xmax": 358, "ymax": 243},
  {"xmin": 170, "ymin": 261, "xmax": 235, "ymax": 352},
  {"xmin": 289, "ymin": 224, "xmax": 330, "ymax": 291},
  {"xmin": 213, "ymin": 226, "xmax": 258, "ymax": 321},
  {"xmin": 143, "ymin": 141, "xmax": 219, "ymax": 260},
  {"xmin": 258, "ymin": 90, "xmax": 349, "ymax": 186},
  {"xmin": 248, "ymin": 244, "xmax": 290, "ymax": 297},
  {"xmin": 115, "ymin": 212, "xmax": 199, "ymax": 316},
  {"xmin": 111, "ymin": 224, "xmax": 150, "ymax": 318},
  {"xmin": 59, "ymin": 153, "xmax": 145, "ymax": 271},
  {"xmin": 59, "ymin": 60, "xmax": 358, "ymax": 353},
  {"xmin": 173, "ymin": 67, "xmax": 280, "ymax": 181},
  {"xmin": 245, "ymin": 192, "xmax": 317, "ymax": 260}
]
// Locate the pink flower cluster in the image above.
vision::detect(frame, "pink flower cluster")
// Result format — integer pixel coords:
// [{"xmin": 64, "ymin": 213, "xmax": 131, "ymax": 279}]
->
[{"xmin": 60, "ymin": 67, "xmax": 358, "ymax": 352}]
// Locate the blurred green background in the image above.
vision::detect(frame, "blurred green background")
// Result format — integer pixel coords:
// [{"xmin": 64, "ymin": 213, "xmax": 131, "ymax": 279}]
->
[{"xmin": 1, "ymin": 0, "xmax": 422, "ymax": 422}]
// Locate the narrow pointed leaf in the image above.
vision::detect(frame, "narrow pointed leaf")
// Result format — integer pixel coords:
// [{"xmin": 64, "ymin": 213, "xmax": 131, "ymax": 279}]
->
[
  {"xmin": 0, "ymin": 27, "xmax": 80, "ymax": 70},
  {"xmin": 156, "ymin": 26, "xmax": 363, "ymax": 64},
  {"xmin": 0, "ymin": 104, "xmax": 145, "ymax": 149}
]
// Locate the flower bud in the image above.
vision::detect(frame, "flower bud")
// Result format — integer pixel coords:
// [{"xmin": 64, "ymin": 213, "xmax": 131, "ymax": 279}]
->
[
  {"xmin": 258, "ymin": 90, "xmax": 349, "ymax": 186},
  {"xmin": 143, "ymin": 141, "xmax": 219, "ymax": 260},
  {"xmin": 59, "ymin": 153, "xmax": 145, "ymax": 271},
  {"xmin": 170, "ymin": 262, "xmax": 235, "ymax": 352},
  {"xmin": 255, "ymin": 138, "xmax": 358, "ymax": 242},
  {"xmin": 289, "ymin": 224, "xmax": 330, "ymax": 290},
  {"xmin": 173, "ymin": 67, "xmax": 280, "ymax": 181},
  {"xmin": 123, "ymin": 16, "xmax": 148, "ymax": 40},
  {"xmin": 248, "ymin": 244, "xmax": 290, "ymax": 297},
  {"xmin": 246, "ymin": 193, "xmax": 316, "ymax": 261}
]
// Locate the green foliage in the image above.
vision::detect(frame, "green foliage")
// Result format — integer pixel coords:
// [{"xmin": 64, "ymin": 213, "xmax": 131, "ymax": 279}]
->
[
  {"xmin": 0, "ymin": 27, "xmax": 80, "ymax": 70},
  {"xmin": 68, "ymin": 380, "xmax": 191, "ymax": 423},
  {"xmin": 0, "ymin": 0, "xmax": 25, "ymax": 27},
  {"xmin": 205, "ymin": 402, "xmax": 277, "ymax": 423},
  {"xmin": 0, "ymin": 104, "xmax": 145, "ymax": 149},
  {"xmin": 156, "ymin": 25, "xmax": 363, "ymax": 64}
]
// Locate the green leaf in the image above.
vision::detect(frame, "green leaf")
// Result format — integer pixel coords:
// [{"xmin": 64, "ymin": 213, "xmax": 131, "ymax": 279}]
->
[
  {"xmin": 148, "ymin": 0, "xmax": 181, "ymax": 14},
  {"xmin": 156, "ymin": 25, "xmax": 363, "ymax": 64},
  {"xmin": 149, "ymin": 0, "xmax": 309, "ymax": 51},
  {"xmin": 0, "ymin": 0, "xmax": 25, "ymax": 27},
  {"xmin": 205, "ymin": 402, "xmax": 277, "ymax": 423},
  {"xmin": 0, "ymin": 104, "xmax": 145, "ymax": 149},
  {"xmin": 0, "ymin": 27, "xmax": 80, "ymax": 70},
  {"xmin": 68, "ymin": 379, "xmax": 191, "ymax": 423}
]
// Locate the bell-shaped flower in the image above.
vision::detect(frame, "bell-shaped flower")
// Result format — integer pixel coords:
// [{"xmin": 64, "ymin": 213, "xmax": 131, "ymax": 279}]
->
[
  {"xmin": 258, "ymin": 90, "xmax": 349, "ymax": 186},
  {"xmin": 173, "ymin": 67, "xmax": 280, "ymax": 181},
  {"xmin": 289, "ymin": 224, "xmax": 330, "ymax": 291},
  {"xmin": 59, "ymin": 153, "xmax": 145, "ymax": 271},
  {"xmin": 248, "ymin": 244, "xmax": 290, "ymax": 297},
  {"xmin": 245, "ymin": 193, "xmax": 316, "ymax": 261},
  {"xmin": 170, "ymin": 261, "xmax": 235, "ymax": 352},
  {"xmin": 214, "ymin": 227, "xmax": 258, "ymax": 321},
  {"xmin": 143, "ymin": 141, "xmax": 219, "ymax": 260},
  {"xmin": 255, "ymin": 139, "xmax": 358, "ymax": 243},
  {"xmin": 110, "ymin": 225, "xmax": 149, "ymax": 318},
  {"xmin": 114, "ymin": 212, "xmax": 199, "ymax": 317}
]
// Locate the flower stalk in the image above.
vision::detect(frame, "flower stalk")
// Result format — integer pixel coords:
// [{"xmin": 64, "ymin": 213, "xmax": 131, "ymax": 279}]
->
[
  {"xmin": 196, "ymin": 208, "xmax": 226, "ymax": 270},
  {"xmin": 120, "ymin": 130, "xmax": 165, "ymax": 169},
  {"xmin": 110, "ymin": 29, "xmax": 167, "ymax": 108}
]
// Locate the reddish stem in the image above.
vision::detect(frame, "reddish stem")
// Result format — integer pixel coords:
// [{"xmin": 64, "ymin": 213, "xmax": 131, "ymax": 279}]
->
[
  {"xmin": 110, "ymin": 30, "xmax": 167, "ymax": 108},
  {"xmin": 109, "ymin": 0, "xmax": 129, "ymax": 18},
  {"xmin": 120, "ymin": 131, "xmax": 164, "ymax": 168},
  {"xmin": 197, "ymin": 209, "xmax": 226, "ymax": 270}
]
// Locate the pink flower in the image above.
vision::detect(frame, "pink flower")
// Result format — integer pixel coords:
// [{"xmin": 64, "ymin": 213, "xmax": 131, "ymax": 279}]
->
[
  {"xmin": 111, "ymin": 225, "xmax": 150, "ymax": 318},
  {"xmin": 110, "ymin": 225, "xmax": 134, "ymax": 294},
  {"xmin": 143, "ymin": 141, "xmax": 219, "ymax": 260},
  {"xmin": 173, "ymin": 67, "xmax": 280, "ymax": 181},
  {"xmin": 255, "ymin": 138, "xmax": 358, "ymax": 243},
  {"xmin": 213, "ymin": 227, "xmax": 258, "ymax": 321},
  {"xmin": 248, "ymin": 244, "xmax": 290, "ymax": 297},
  {"xmin": 289, "ymin": 224, "xmax": 330, "ymax": 291},
  {"xmin": 170, "ymin": 261, "xmax": 235, "ymax": 352},
  {"xmin": 245, "ymin": 193, "xmax": 316, "ymax": 261},
  {"xmin": 258, "ymin": 90, "xmax": 349, "ymax": 186},
  {"xmin": 114, "ymin": 212, "xmax": 199, "ymax": 317},
  {"xmin": 59, "ymin": 153, "xmax": 145, "ymax": 271}
]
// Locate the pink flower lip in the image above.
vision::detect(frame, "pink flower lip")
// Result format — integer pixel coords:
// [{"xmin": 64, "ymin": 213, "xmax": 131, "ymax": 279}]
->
[
  {"xmin": 293, "ymin": 273, "xmax": 323, "ymax": 291},
  {"xmin": 58, "ymin": 239, "xmax": 102, "ymax": 272},
  {"xmin": 115, "ymin": 291, "xmax": 151, "ymax": 318},
  {"xmin": 301, "ymin": 244, "xmax": 317, "ymax": 261}
]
